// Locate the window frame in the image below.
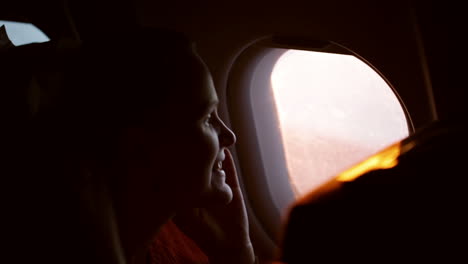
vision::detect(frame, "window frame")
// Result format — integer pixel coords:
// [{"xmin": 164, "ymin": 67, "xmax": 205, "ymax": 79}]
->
[{"xmin": 227, "ymin": 36, "xmax": 414, "ymax": 249}]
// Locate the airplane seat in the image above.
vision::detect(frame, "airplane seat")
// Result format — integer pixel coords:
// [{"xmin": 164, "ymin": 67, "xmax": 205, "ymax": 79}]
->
[{"xmin": 279, "ymin": 118, "xmax": 467, "ymax": 263}]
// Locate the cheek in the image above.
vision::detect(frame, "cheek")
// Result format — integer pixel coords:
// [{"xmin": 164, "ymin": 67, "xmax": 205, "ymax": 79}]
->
[
  {"xmin": 142, "ymin": 122, "xmax": 222, "ymax": 206},
  {"xmin": 157, "ymin": 128, "xmax": 219, "ymax": 192},
  {"xmin": 205, "ymin": 131, "xmax": 220, "ymax": 162},
  {"xmin": 183, "ymin": 129, "xmax": 220, "ymax": 195},
  {"xmin": 186, "ymin": 129, "xmax": 219, "ymax": 174}
]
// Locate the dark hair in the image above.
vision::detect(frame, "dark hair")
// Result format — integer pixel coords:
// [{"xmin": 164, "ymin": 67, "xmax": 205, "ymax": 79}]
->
[
  {"xmin": 37, "ymin": 26, "xmax": 197, "ymax": 165},
  {"xmin": 24, "ymin": 27, "xmax": 200, "ymax": 263}
]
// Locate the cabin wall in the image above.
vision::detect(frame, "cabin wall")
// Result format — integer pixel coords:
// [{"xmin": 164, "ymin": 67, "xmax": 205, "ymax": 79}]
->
[{"xmin": 137, "ymin": 0, "xmax": 434, "ymax": 130}]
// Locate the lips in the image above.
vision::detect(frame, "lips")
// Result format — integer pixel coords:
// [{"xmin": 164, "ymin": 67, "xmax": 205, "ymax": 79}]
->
[
  {"xmin": 213, "ymin": 150, "xmax": 226, "ymax": 173},
  {"xmin": 213, "ymin": 154, "xmax": 225, "ymax": 172},
  {"xmin": 212, "ymin": 159, "xmax": 226, "ymax": 183},
  {"xmin": 213, "ymin": 159, "xmax": 224, "ymax": 171}
]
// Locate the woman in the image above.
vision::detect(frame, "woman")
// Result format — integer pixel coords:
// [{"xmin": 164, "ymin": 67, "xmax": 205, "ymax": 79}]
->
[{"xmin": 29, "ymin": 26, "xmax": 256, "ymax": 264}]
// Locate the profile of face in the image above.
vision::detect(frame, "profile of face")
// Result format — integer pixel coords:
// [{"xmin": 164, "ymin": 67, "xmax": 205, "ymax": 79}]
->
[
  {"xmin": 162, "ymin": 53, "xmax": 237, "ymax": 207},
  {"xmin": 118, "ymin": 51, "xmax": 236, "ymax": 212}
]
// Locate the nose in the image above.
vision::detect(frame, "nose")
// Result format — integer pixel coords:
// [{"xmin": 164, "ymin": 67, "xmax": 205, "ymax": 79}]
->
[{"xmin": 218, "ymin": 119, "xmax": 236, "ymax": 147}]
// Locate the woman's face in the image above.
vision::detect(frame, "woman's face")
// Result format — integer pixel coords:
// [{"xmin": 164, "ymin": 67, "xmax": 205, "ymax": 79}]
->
[
  {"xmin": 121, "ymin": 53, "xmax": 237, "ymax": 210},
  {"xmin": 167, "ymin": 54, "xmax": 237, "ymax": 207}
]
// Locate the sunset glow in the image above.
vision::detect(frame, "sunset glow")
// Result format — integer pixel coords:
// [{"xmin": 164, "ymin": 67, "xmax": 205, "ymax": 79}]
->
[{"xmin": 271, "ymin": 50, "xmax": 408, "ymax": 197}]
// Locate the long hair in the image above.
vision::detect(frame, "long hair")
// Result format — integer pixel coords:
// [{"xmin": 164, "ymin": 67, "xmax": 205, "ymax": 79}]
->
[
  {"xmin": 25, "ymin": 26, "xmax": 199, "ymax": 264},
  {"xmin": 40, "ymin": 26, "xmax": 196, "ymax": 166}
]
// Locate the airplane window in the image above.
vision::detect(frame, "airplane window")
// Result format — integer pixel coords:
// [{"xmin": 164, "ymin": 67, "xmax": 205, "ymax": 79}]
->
[
  {"xmin": 0, "ymin": 20, "xmax": 50, "ymax": 46},
  {"xmin": 228, "ymin": 43, "xmax": 411, "ymax": 255},
  {"xmin": 270, "ymin": 50, "xmax": 409, "ymax": 197}
]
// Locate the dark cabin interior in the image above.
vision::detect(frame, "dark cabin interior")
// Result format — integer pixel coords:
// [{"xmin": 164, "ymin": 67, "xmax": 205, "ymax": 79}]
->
[{"xmin": 1, "ymin": 0, "xmax": 466, "ymax": 263}]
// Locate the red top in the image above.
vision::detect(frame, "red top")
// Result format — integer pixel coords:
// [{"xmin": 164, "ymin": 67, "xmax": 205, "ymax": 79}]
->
[{"xmin": 148, "ymin": 220, "xmax": 209, "ymax": 264}]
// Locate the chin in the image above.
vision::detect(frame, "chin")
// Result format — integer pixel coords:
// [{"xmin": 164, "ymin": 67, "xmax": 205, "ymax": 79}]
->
[
  {"xmin": 215, "ymin": 184, "xmax": 234, "ymax": 204},
  {"xmin": 202, "ymin": 183, "xmax": 233, "ymax": 206}
]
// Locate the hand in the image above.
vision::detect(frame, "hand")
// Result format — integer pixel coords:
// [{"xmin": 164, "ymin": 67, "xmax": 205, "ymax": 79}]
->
[{"xmin": 173, "ymin": 149, "xmax": 256, "ymax": 264}]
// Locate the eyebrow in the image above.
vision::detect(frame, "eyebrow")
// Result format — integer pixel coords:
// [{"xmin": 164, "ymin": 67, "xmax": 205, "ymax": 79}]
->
[{"xmin": 200, "ymin": 99, "xmax": 219, "ymax": 115}]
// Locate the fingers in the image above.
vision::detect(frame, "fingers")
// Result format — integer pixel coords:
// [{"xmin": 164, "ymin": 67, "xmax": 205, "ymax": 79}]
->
[{"xmin": 223, "ymin": 148, "xmax": 240, "ymax": 189}]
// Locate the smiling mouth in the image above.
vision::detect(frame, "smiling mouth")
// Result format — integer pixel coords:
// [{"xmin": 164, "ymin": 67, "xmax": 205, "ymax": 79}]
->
[{"xmin": 213, "ymin": 160, "xmax": 224, "ymax": 172}]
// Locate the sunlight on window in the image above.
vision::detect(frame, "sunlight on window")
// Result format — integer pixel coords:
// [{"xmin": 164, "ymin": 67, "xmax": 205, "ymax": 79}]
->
[
  {"xmin": 271, "ymin": 50, "xmax": 408, "ymax": 197},
  {"xmin": 0, "ymin": 20, "xmax": 50, "ymax": 46}
]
